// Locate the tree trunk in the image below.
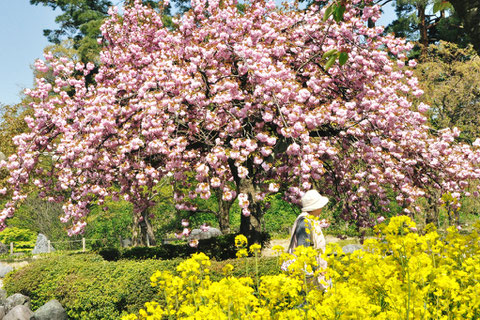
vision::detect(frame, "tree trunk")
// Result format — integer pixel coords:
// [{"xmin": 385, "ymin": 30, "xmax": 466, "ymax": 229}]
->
[
  {"xmin": 131, "ymin": 210, "xmax": 157, "ymax": 246},
  {"xmin": 238, "ymin": 179, "xmax": 264, "ymax": 244},
  {"xmin": 217, "ymin": 196, "xmax": 231, "ymax": 234},
  {"xmin": 368, "ymin": 18, "xmax": 375, "ymax": 28},
  {"xmin": 425, "ymin": 195, "xmax": 440, "ymax": 227},
  {"xmin": 417, "ymin": 3, "xmax": 429, "ymax": 59}
]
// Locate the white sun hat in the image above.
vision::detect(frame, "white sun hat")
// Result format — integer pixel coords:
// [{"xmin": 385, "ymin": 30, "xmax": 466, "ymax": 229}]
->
[{"xmin": 301, "ymin": 190, "xmax": 329, "ymax": 212}]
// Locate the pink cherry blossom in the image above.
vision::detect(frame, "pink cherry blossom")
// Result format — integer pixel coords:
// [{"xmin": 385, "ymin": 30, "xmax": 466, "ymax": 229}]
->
[
  {"xmin": 0, "ymin": 0, "xmax": 479, "ymax": 236},
  {"xmin": 189, "ymin": 239, "xmax": 199, "ymax": 247}
]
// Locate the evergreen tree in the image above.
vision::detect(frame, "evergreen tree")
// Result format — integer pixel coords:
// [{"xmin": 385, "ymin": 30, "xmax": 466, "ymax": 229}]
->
[
  {"xmin": 30, "ymin": 0, "xmax": 113, "ymax": 62},
  {"xmin": 448, "ymin": 0, "xmax": 480, "ymax": 53},
  {"xmin": 384, "ymin": 0, "xmax": 470, "ymax": 58}
]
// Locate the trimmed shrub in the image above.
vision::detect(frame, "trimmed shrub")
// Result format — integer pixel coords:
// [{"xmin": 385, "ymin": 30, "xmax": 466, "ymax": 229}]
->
[
  {"xmin": 4, "ymin": 253, "xmax": 278, "ymax": 319},
  {"xmin": 98, "ymin": 247, "xmax": 121, "ymax": 261},
  {"xmin": 120, "ymin": 245, "xmax": 189, "ymax": 261},
  {"xmin": 0, "ymin": 227, "xmax": 36, "ymax": 253},
  {"xmin": 111, "ymin": 232, "xmax": 270, "ymax": 261},
  {"xmin": 4, "ymin": 254, "xmax": 170, "ymax": 319}
]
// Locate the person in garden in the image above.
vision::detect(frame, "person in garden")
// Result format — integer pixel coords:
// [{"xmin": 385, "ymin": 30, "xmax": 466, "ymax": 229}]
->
[{"xmin": 287, "ymin": 189, "xmax": 329, "ymax": 287}]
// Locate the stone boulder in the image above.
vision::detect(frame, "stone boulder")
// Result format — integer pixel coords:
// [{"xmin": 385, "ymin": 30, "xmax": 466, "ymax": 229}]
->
[
  {"xmin": 0, "ymin": 306, "xmax": 5, "ymax": 319},
  {"xmin": 0, "ymin": 242, "xmax": 8, "ymax": 255},
  {"xmin": 0, "ymin": 289, "xmax": 7, "ymax": 305},
  {"xmin": 121, "ymin": 238, "xmax": 132, "ymax": 248},
  {"xmin": 188, "ymin": 227, "xmax": 222, "ymax": 241},
  {"xmin": 32, "ymin": 234, "xmax": 55, "ymax": 254},
  {"xmin": 3, "ymin": 305, "xmax": 33, "ymax": 320},
  {"xmin": 342, "ymin": 244, "xmax": 363, "ymax": 254},
  {"xmin": 32, "ymin": 299, "xmax": 67, "ymax": 320},
  {"xmin": 0, "ymin": 263, "xmax": 13, "ymax": 278},
  {"xmin": 4, "ymin": 294, "xmax": 31, "ymax": 313}
]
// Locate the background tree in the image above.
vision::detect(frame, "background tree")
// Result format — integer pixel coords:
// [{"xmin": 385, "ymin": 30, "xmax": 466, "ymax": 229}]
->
[
  {"xmin": 30, "ymin": 0, "xmax": 113, "ymax": 62},
  {"xmin": 448, "ymin": 0, "xmax": 480, "ymax": 53},
  {"xmin": 411, "ymin": 41, "xmax": 480, "ymax": 225},
  {"xmin": 7, "ymin": 193, "xmax": 66, "ymax": 241},
  {"xmin": 384, "ymin": 0, "xmax": 470, "ymax": 58},
  {"xmin": 0, "ymin": 104, "xmax": 31, "ymax": 158},
  {"xmin": 415, "ymin": 42, "xmax": 480, "ymax": 143}
]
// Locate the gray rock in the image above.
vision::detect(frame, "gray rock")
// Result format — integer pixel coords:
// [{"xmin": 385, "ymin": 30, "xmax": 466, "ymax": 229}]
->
[
  {"xmin": 188, "ymin": 227, "xmax": 222, "ymax": 240},
  {"xmin": 0, "ymin": 289, "xmax": 8, "ymax": 304},
  {"xmin": 0, "ymin": 306, "xmax": 5, "ymax": 319},
  {"xmin": 3, "ymin": 305, "xmax": 33, "ymax": 320},
  {"xmin": 31, "ymin": 299, "xmax": 67, "ymax": 320},
  {"xmin": 32, "ymin": 234, "xmax": 54, "ymax": 254},
  {"xmin": 0, "ymin": 263, "xmax": 13, "ymax": 278},
  {"xmin": 121, "ymin": 238, "xmax": 132, "ymax": 248},
  {"xmin": 342, "ymin": 244, "xmax": 363, "ymax": 254},
  {"xmin": 0, "ymin": 242, "xmax": 8, "ymax": 255},
  {"xmin": 4, "ymin": 294, "xmax": 31, "ymax": 313}
]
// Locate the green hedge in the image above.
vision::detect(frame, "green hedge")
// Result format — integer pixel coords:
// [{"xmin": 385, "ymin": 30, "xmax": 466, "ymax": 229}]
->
[
  {"xmin": 4, "ymin": 253, "xmax": 279, "ymax": 320},
  {"xmin": 0, "ymin": 227, "xmax": 36, "ymax": 253},
  {"xmin": 100, "ymin": 232, "xmax": 271, "ymax": 262}
]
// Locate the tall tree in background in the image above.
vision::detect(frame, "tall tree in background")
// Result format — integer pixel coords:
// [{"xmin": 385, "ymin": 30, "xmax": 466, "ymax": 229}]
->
[
  {"xmin": 415, "ymin": 42, "xmax": 480, "ymax": 143},
  {"xmin": 385, "ymin": 0, "xmax": 470, "ymax": 58},
  {"xmin": 448, "ymin": 0, "xmax": 480, "ymax": 53},
  {"xmin": 30, "ymin": 0, "xmax": 113, "ymax": 62}
]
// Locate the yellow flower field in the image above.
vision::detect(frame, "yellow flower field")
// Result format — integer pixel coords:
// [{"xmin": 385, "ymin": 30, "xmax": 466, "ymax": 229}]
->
[{"xmin": 124, "ymin": 216, "xmax": 480, "ymax": 319}]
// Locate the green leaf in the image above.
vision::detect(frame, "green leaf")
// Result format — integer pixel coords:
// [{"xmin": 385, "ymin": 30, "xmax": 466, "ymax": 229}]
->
[
  {"xmin": 322, "ymin": 49, "xmax": 338, "ymax": 59},
  {"xmin": 433, "ymin": 0, "xmax": 452, "ymax": 13},
  {"xmin": 325, "ymin": 54, "xmax": 337, "ymax": 70},
  {"xmin": 339, "ymin": 52, "xmax": 348, "ymax": 66},
  {"xmin": 333, "ymin": 5, "xmax": 346, "ymax": 22},
  {"xmin": 323, "ymin": 4, "xmax": 335, "ymax": 22}
]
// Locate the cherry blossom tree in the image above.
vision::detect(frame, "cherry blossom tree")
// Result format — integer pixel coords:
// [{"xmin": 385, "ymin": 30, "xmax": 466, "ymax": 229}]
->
[{"xmin": 1, "ymin": 0, "xmax": 480, "ymax": 245}]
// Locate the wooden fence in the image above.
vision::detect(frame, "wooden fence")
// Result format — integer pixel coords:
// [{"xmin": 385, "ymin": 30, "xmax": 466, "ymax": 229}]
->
[{"xmin": 8, "ymin": 237, "xmax": 101, "ymax": 254}]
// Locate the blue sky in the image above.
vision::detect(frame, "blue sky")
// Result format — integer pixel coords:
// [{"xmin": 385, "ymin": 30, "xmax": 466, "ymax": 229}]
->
[
  {"xmin": 0, "ymin": 1, "xmax": 396, "ymax": 107},
  {"xmin": 0, "ymin": 0, "xmax": 59, "ymax": 106}
]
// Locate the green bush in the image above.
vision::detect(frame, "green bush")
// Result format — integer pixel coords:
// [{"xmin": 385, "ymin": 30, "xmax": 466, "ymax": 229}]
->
[
  {"xmin": 119, "ymin": 245, "xmax": 190, "ymax": 261},
  {"xmin": 0, "ymin": 227, "xmax": 36, "ymax": 253},
  {"xmin": 112, "ymin": 232, "xmax": 270, "ymax": 262},
  {"xmin": 98, "ymin": 247, "xmax": 122, "ymax": 261},
  {"xmin": 4, "ymin": 254, "xmax": 167, "ymax": 319},
  {"xmin": 4, "ymin": 253, "xmax": 279, "ymax": 319}
]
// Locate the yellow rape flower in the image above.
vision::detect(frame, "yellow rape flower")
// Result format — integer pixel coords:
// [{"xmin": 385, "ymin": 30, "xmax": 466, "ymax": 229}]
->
[
  {"xmin": 250, "ymin": 243, "xmax": 262, "ymax": 254},
  {"xmin": 235, "ymin": 234, "xmax": 248, "ymax": 248},
  {"xmin": 272, "ymin": 245, "xmax": 285, "ymax": 255},
  {"xmin": 222, "ymin": 263, "xmax": 234, "ymax": 275},
  {"xmin": 126, "ymin": 216, "xmax": 480, "ymax": 320}
]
